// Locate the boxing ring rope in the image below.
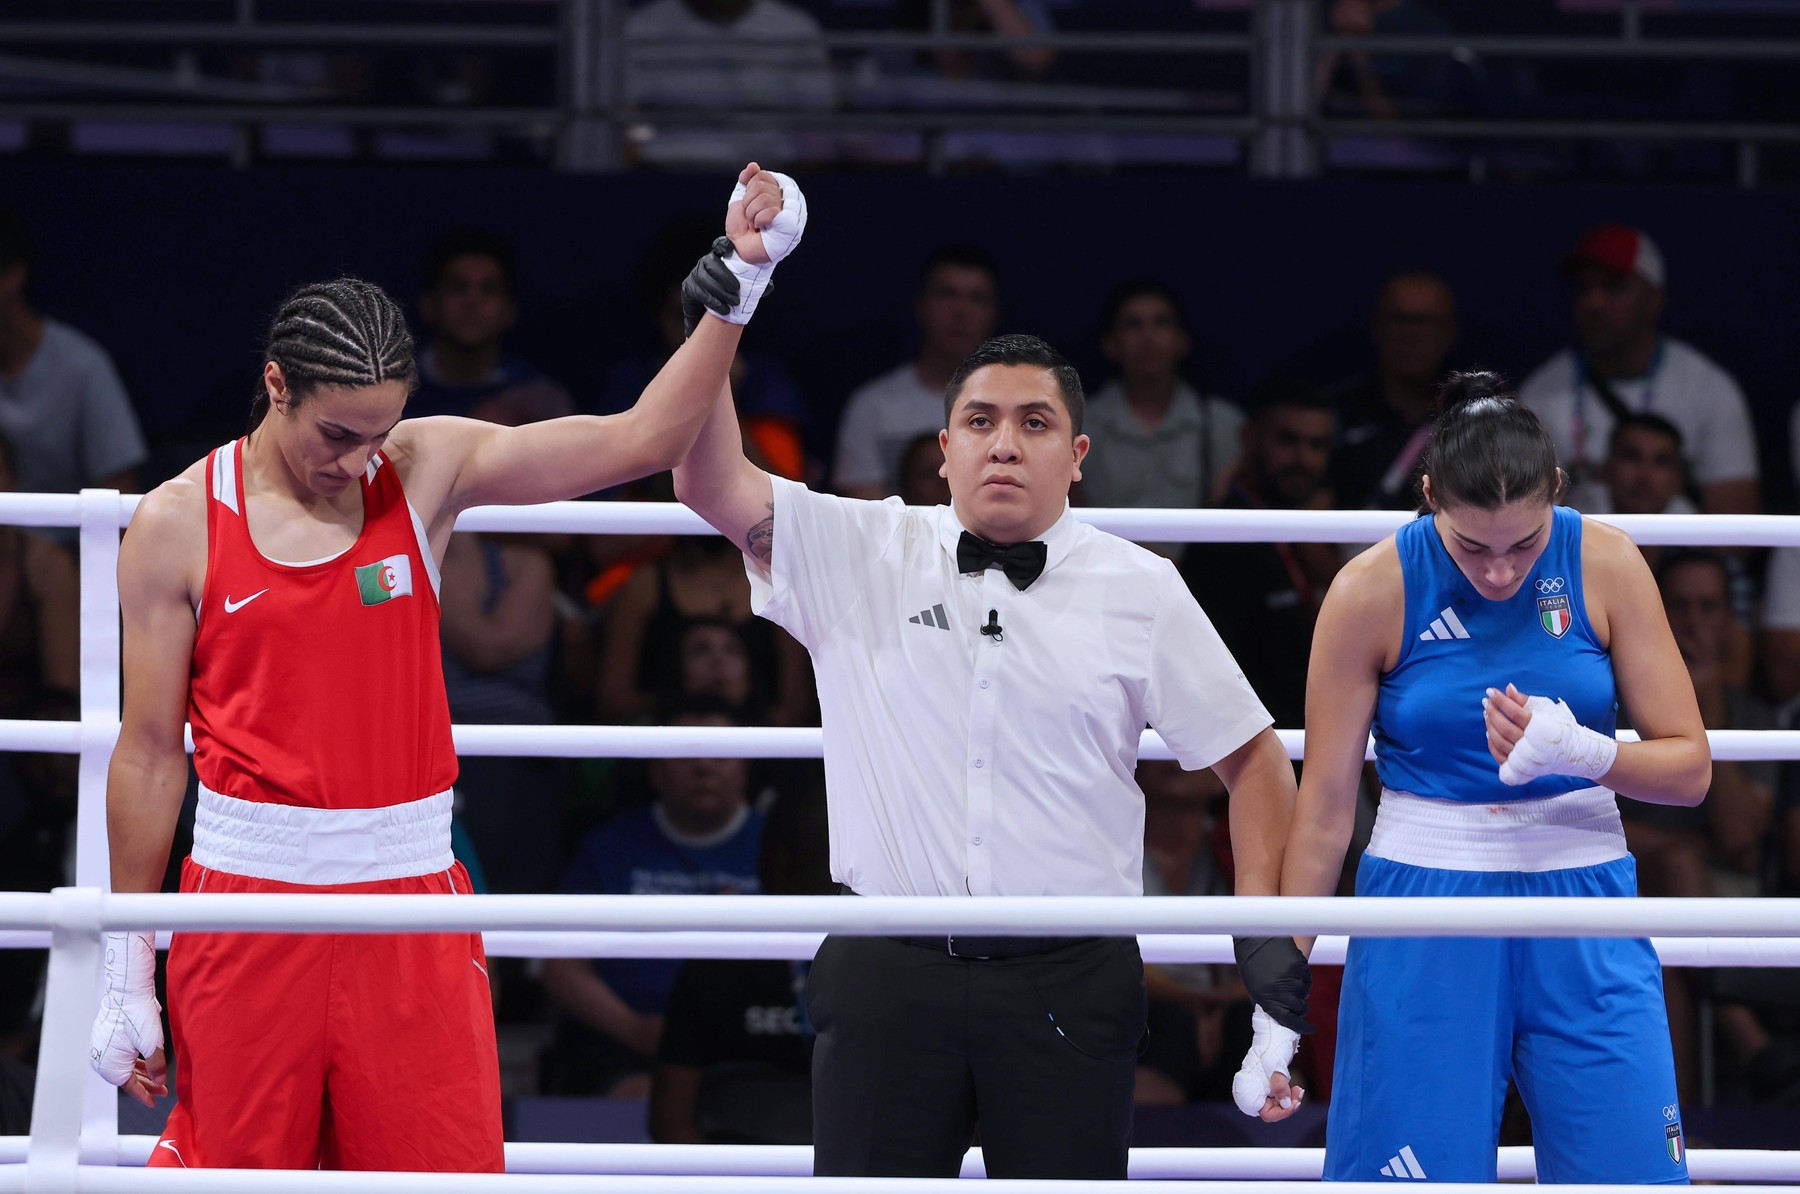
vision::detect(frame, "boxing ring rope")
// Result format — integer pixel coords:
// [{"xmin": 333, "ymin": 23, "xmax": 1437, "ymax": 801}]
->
[{"xmin": 6, "ymin": 490, "xmax": 1800, "ymax": 1191}]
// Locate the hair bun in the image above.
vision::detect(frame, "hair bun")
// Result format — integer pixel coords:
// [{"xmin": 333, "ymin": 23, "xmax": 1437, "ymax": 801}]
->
[{"xmin": 1436, "ymin": 369, "xmax": 1510, "ymax": 413}]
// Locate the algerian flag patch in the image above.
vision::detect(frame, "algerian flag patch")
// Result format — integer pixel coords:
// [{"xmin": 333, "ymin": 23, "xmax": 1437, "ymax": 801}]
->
[{"xmin": 354, "ymin": 554, "xmax": 414, "ymax": 606}]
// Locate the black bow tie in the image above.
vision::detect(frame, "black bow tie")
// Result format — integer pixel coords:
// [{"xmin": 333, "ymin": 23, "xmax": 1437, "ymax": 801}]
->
[{"xmin": 957, "ymin": 531, "xmax": 1047, "ymax": 591}]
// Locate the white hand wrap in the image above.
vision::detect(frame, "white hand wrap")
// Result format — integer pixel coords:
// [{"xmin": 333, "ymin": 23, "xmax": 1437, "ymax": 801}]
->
[
  {"xmin": 89, "ymin": 930, "xmax": 162, "ymax": 1087},
  {"xmin": 1497, "ymin": 695, "xmax": 1618, "ymax": 786},
  {"xmin": 718, "ymin": 171, "xmax": 807, "ymax": 325},
  {"xmin": 1232, "ymin": 1004, "xmax": 1300, "ymax": 1117}
]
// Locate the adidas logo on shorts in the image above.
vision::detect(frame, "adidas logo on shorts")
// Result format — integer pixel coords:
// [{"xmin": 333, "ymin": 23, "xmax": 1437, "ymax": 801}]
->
[{"xmin": 1379, "ymin": 1145, "xmax": 1428, "ymax": 1179}]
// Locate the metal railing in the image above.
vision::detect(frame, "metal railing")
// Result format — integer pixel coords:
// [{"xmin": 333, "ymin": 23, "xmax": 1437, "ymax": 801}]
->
[{"xmin": 2, "ymin": 0, "xmax": 1799, "ymax": 178}]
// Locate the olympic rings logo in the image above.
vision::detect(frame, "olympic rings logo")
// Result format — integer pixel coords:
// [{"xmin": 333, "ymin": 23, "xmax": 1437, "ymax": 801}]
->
[
  {"xmin": 1535, "ymin": 577, "xmax": 1566, "ymax": 594},
  {"xmin": 1663, "ymin": 1104, "xmax": 1680, "ymax": 1121}
]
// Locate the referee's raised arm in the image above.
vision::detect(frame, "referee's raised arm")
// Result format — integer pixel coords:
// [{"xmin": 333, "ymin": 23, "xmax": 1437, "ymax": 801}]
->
[{"xmin": 673, "ymin": 380, "xmax": 777, "ymax": 567}]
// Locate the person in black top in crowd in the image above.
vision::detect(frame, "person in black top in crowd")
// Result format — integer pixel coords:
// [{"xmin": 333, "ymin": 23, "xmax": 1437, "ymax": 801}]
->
[
  {"xmin": 1325, "ymin": 270, "xmax": 1457, "ymax": 511},
  {"xmin": 650, "ymin": 787, "xmax": 832, "ymax": 1144},
  {"xmin": 1183, "ymin": 379, "xmax": 1339, "ymax": 730}
]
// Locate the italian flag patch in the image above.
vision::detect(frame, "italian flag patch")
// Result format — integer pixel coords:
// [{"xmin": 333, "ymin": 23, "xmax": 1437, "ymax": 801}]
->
[
  {"xmin": 354, "ymin": 554, "xmax": 414, "ymax": 606},
  {"xmin": 1666, "ymin": 1122, "xmax": 1683, "ymax": 1164}
]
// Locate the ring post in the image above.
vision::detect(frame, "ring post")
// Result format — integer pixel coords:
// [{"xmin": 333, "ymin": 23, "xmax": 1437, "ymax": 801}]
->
[
  {"xmin": 27, "ymin": 886, "xmax": 104, "ymax": 1193},
  {"xmin": 76, "ymin": 488, "xmax": 125, "ymax": 1165}
]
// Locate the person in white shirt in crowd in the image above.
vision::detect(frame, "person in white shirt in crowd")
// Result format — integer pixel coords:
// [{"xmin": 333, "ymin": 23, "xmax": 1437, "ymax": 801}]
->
[
  {"xmin": 1768, "ymin": 420, "xmax": 1800, "ymax": 708},
  {"xmin": 671, "ymin": 319, "xmax": 1306, "ymax": 1179},
  {"xmin": 832, "ymin": 246, "xmax": 1000, "ymax": 499},
  {"xmin": 1518, "ymin": 223, "xmax": 1759, "ymax": 518},
  {"xmin": 625, "ymin": 0, "xmax": 835, "ymax": 169},
  {"xmin": 1080, "ymin": 279, "xmax": 1241, "ymax": 516},
  {"xmin": 0, "ymin": 204, "xmax": 148, "ymax": 506}
]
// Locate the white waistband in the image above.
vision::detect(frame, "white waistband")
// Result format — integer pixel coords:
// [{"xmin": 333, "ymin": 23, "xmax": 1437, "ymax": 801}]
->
[
  {"xmin": 1368, "ymin": 787, "xmax": 1626, "ymax": 873},
  {"xmin": 193, "ymin": 784, "xmax": 455, "ymax": 885}
]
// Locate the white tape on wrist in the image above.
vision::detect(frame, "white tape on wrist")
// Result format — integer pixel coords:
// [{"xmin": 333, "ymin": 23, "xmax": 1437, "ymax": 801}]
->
[
  {"xmin": 1497, "ymin": 695, "xmax": 1619, "ymax": 786},
  {"xmin": 1232, "ymin": 1004, "xmax": 1300, "ymax": 1116},
  {"xmin": 717, "ymin": 170, "xmax": 808, "ymax": 325},
  {"xmin": 89, "ymin": 930, "xmax": 162, "ymax": 1087}
]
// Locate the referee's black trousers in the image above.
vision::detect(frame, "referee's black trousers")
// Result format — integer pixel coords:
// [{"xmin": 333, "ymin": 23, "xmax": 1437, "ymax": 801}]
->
[{"xmin": 808, "ymin": 934, "xmax": 1146, "ymax": 1179}]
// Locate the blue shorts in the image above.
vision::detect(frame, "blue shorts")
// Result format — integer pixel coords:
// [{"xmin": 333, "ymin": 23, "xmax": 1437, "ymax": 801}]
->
[{"xmin": 1324, "ymin": 852, "xmax": 1687, "ymax": 1185}]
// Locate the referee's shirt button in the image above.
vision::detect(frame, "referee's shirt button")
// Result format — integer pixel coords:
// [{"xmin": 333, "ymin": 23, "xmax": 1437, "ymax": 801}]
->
[
  {"xmin": 978, "ymin": 678, "xmax": 990, "ymax": 689},
  {"xmin": 972, "ymin": 836, "xmax": 983, "ymax": 845},
  {"xmin": 973, "ymin": 758, "xmax": 984, "ymax": 768}
]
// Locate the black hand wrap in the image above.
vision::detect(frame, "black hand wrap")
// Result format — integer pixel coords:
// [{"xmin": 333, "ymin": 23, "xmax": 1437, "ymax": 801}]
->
[
  {"xmin": 680, "ymin": 236, "xmax": 746, "ymax": 337},
  {"xmin": 1234, "ymin": 936, "xmax": 1314, "ymax": 1034}
]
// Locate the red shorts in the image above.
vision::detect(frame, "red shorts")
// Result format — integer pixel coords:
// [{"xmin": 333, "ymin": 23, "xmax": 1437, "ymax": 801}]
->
[{"xmin": 151, "ymin": 858, "xmax": 503, "ymax": 1171}]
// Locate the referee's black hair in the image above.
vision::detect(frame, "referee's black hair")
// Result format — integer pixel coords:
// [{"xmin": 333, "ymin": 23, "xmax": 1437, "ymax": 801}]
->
[
  {"xmin": 1420, "ymin": 370, "xmax": 1561, "ymax": 512},
  {"xmin": 252, "ymin": 278, "xmax": 417, "ymax": 431},
  {"xmin": 944, "ymin": 334, "xmax": 1086, "ymax": 436}
]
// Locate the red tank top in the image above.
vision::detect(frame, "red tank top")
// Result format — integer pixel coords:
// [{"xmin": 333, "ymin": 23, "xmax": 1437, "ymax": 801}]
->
[{"xmin": 190, "ymin": 439, "xmax": 458, "ymax": 809}]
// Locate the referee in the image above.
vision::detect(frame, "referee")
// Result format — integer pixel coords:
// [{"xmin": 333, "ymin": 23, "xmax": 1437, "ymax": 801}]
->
[{"xmin": 674, "ymin": 321, "xmax": 1308, "ymax": 1177}]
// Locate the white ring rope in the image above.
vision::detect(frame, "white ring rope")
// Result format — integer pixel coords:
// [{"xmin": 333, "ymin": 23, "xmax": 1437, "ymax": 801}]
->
[
  {"xmin": 11, "ymin": 890, "xmax": 1797, "ymax": 939},
  {"xmin": 12, "ymin": 492, "xmax": 1800, "ymax": 1185},
  {"xmin": 8, "ymin": 491, "xmax": 1800, "ymax": 547},
  {"xmin": 0, "ymin": 1140, "xmax": 1787, "ymax": 1183},
  {"xmin": 8, "ymin": 721, "xmax": 1800, "ymax": 763},
  {"xmin": 16, "ymin": 1174, "xmax": 1800, "ymax": 1194},
  {"xmin": 2, "ymin": 930, "xmax": 1797, "ymax": 969}
]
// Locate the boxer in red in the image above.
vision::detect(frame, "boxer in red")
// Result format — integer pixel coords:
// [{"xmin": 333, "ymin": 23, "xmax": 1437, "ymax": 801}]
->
[{"xmin": 88, "ymin": 164, "xmax": 807, "ymax": 1170}]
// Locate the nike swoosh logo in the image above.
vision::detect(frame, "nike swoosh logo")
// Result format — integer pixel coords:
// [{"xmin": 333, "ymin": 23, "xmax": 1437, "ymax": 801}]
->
[{"xmin": 223, "ymin": 589, "xmax": 269, "ymax": 614}]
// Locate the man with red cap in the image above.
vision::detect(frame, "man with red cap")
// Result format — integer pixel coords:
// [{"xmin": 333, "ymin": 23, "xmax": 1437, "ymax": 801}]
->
[{"xmin": 1517, "ymin": 223, "xmax": 1759, "ymax": 518}]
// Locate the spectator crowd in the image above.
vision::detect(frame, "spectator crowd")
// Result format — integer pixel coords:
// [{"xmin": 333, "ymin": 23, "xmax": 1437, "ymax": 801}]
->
[{"xmin": 3, "ymin": 193, "xmax": 1800, "ymax": 1137}]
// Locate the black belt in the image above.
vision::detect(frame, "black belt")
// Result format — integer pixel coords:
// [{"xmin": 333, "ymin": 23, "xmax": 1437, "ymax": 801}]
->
[
  {"xmin": 889, "ymin": 934, "xmax": 1099, "ymax": 960},
  {"xmin": 836, "ymin": 886, "xmax": 1099, "ymax": 960}
]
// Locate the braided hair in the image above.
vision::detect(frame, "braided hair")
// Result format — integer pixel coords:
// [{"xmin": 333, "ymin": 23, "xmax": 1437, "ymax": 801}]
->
[{"xmin": 252, "ymin": 278, "xmax": 416, "ymax": 430}]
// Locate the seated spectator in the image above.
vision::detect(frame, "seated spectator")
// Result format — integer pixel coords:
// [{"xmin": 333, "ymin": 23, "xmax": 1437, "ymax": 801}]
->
[
  {"xmin": 624, "ymin": 0, "xmax": 834, "ymax": 169},
  {"xmin": 891, "ymin": 0, "xmax": 1057, "ymax": 81},
  {"xmin": 596, "ymin": 532, "xmax": 811, "ymax": 726},
  {"xmin": 1326, "ymin": 269, "xmax": 1457, "ymax": 511},
  {"xmin": 1625, "ymin": 550, "xmax": 1777, "ymax": 1099},
  {"xmin": 674, "ymin": 618, "xmax": 756, "ymax": 714},
  {"xmin": 1182, "ymin": 379, "xmax": 1337, "ymax": 730},
  {"xmin": 0, "ymin": 204, "xmax": 148, "ymax": 510},
  {"xmin": 1133, "ymin": 759, "xmax": 1250, "ymax": 1105},
  {"xmin": 649, "ymin": 788, "xmax": 831, "ymax": 1144},
  {"xmin": 1080, "ymin": 280, "xmax": 1241, "ymax": 521},
  {"xmin": 0, "ymin": 429, "xmax": 79, "ymax": 1047},
  {"xmin": 1567, "ymin": 412, "xmax": 1694, "ymax": 518},
  {"xmin": 1759, "ymin": 548, "xmax": 1800, "ymax": 706},
  {"xmin": 832, "ymin": 246, "xmax": 999, "ymax": 499},
  {"xmin": 439, "ymin": 529, "xmax": 564, "ymax": 893},
  {"xmin": 541, "ymin": 697, "xmax": 766, "ymax": 1097},
  {"xmin": 1519, "ymin": 225, "xmax": 1759, "ymax": 517},
  {"xmin": 896, "ymin": 431, "xmax": 951, "ymax": 508},
  {"xmin": 411, "ymin": 227, "xmax": 575, "ymax": 425},
  {"xmin": 1314, "ymin": 0, "xmax": 1456, "ymax": 119}
]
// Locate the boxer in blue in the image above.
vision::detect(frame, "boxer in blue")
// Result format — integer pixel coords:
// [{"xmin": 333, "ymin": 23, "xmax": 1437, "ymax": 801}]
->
[{"xmin": 1280, "ymin": 372, "xmax": 1707, "ymax": 1183}]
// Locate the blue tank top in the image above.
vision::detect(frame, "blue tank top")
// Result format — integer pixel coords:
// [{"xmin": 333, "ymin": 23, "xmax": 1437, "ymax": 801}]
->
[{"xmin": 1375, "ymin": 505, "xmax": 1616, "ymax": 803}]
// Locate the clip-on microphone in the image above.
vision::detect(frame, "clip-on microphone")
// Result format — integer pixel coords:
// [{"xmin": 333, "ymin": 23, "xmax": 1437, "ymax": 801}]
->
[{"xmin": 980, "ymin": 609, "xmax": 1003, "ymax": 643}]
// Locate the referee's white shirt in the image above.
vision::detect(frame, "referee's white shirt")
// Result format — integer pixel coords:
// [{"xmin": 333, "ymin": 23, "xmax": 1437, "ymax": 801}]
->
[{"xmin": 748, "ymin": 476, "xmax": 1273, "ymax": 899}]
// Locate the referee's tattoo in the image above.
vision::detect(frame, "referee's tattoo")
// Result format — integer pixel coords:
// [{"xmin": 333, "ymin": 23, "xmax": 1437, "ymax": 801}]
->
[{"xmin": 746, "ymin": 501, "xmax": 774, "ymax": 564}]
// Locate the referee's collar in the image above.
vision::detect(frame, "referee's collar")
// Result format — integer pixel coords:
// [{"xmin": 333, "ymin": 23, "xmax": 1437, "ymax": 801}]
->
[{"xmin": 938, "ymin": 501, "xmax": 1079, "ymax": 582}]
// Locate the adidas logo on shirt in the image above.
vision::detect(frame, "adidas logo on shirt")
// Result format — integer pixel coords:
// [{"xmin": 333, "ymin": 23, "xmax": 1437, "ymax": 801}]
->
[
  {"xmin": 1380, "ymin": 1145, "xmax": 1428, "ymax": 1180},
  {"xmin": 1417, "ymin": 606, "xmax": 1471, "ymax": 642},
  {"xmin": 909, "ymin": 603, "xmax": 950, "ymax": 630}
]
